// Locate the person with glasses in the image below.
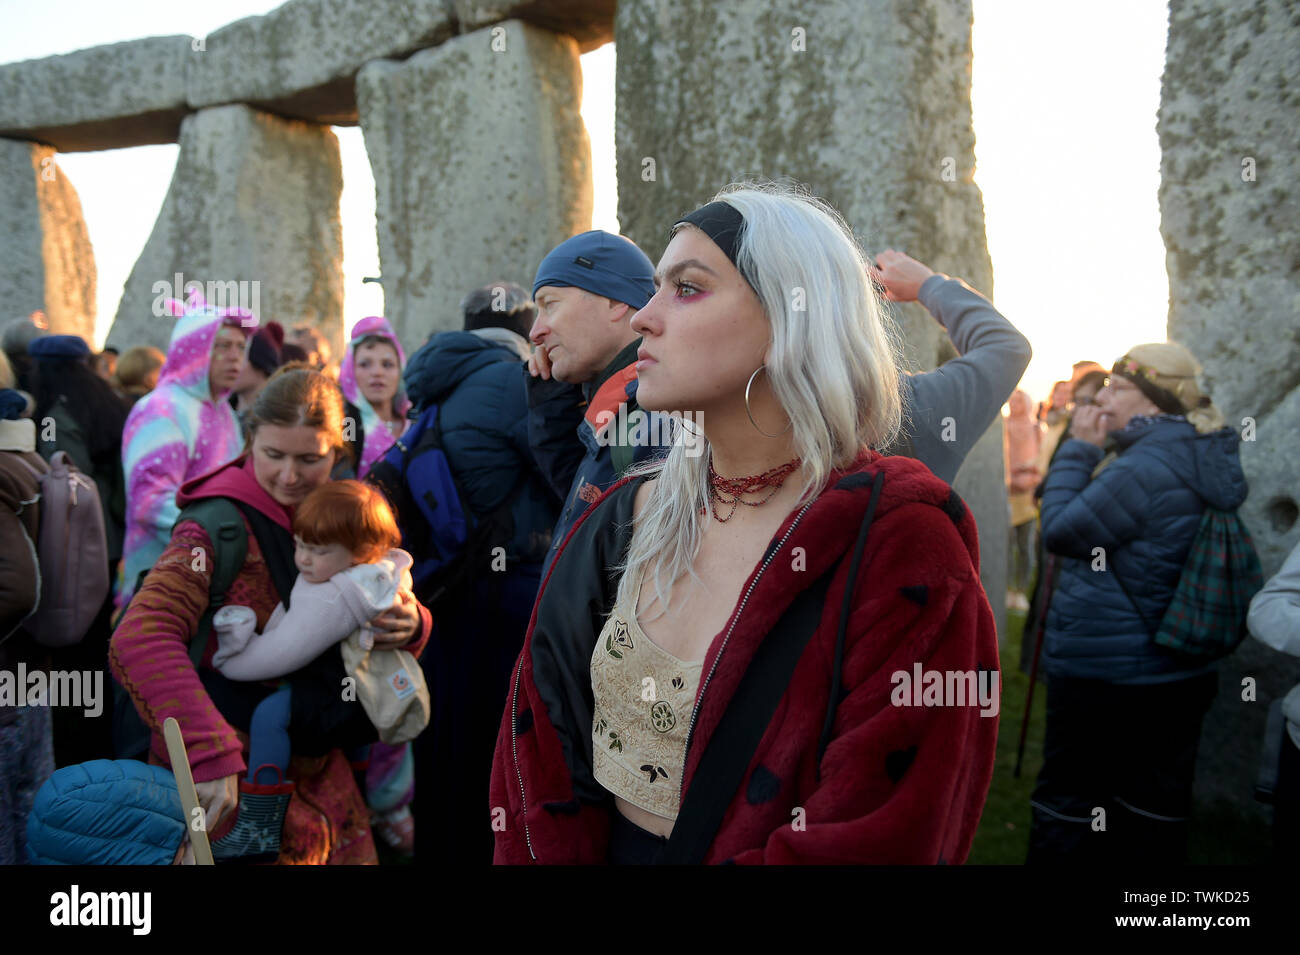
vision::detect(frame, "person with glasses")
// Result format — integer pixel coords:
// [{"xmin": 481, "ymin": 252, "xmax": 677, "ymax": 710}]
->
[{"xmin": 1027, "ymin": 341, "xmax": 1241, "ymax": 864}]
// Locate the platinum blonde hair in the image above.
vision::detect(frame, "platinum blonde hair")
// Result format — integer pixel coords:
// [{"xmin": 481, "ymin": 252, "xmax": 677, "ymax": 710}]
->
[{"xmin": 619, "ymin": 180, "xmax": 903, "ymax": 617}]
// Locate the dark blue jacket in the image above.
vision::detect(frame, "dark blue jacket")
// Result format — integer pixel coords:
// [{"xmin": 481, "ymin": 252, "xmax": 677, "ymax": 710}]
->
[
  {"xmin": 1040, "ymin": 416, "xmax": 1248, "ymax": 683},
  {"xmin": 524, "ymin": 339, "xmax": 675, "ymax": 578},
  {"xmin": 404, "ymin": 331, "xmax": 560, "ymax": 567}
]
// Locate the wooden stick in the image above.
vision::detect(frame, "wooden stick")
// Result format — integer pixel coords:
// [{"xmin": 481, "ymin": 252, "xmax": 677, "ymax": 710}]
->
[{"xmin": 163, "ymin": 717, "xmax": 215, "ymax": 866}]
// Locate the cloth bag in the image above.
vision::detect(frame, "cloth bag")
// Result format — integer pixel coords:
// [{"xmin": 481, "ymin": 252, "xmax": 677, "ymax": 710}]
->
[
  {"xmin": 341, "ymin": 627, "xmax": 431, "ymax": 745},
  {"xmin": 1154, "ymin": 508, "xmax": 1264, "ymax": 658}
]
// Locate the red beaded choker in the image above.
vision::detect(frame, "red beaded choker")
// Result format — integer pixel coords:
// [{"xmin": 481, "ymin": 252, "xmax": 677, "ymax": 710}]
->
[{"xmin": 704, "ymin": 456, "xmax": 801, "ymax": 523}]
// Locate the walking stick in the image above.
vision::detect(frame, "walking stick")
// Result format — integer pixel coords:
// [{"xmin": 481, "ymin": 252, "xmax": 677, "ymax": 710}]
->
[
  {"xmin": 163, "ymin": 716, "xmax": 215, "ymax": 865},
  {"xmin": 1014, "ymin": 554, "xmax": 1055, "ymax": 779}
]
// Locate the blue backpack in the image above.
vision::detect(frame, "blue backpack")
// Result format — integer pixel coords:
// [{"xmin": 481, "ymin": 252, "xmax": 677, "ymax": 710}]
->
[{"xmin": 368, "ymin": 404, "xmax": 525, "ymax": 611}]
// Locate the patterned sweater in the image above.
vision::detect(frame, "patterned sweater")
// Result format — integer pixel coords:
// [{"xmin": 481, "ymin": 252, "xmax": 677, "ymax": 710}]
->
[{"xmin": 112, "ymin": 520, "xmax": 284, "ymax": 780}]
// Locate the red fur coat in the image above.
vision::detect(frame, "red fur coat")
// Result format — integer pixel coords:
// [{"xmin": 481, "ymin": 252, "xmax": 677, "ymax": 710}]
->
[{"xmin": 489, "ymin": 450, "xmax": 998, "ymax": 864}]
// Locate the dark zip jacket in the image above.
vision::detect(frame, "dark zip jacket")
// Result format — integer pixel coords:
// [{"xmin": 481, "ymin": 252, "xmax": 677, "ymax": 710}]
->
[
  {"xmin": 404, "ymin": 330, "xmax": 560, "ymax": 565},
  {"xmin": 525, "ymin": 339, "xmax": 675, "ymax": 578}
]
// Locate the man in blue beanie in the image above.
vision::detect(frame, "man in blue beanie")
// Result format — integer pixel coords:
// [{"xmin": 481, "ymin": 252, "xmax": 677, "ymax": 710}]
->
[{"xmin": 525, "ymin": 230, "xmax": 673, "ymax": 573}]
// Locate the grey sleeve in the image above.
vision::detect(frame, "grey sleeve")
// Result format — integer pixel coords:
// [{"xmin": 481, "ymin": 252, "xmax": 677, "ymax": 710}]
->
[
  {"xmin": 902, "ymin": 275, "xmax": 1032, "ymax": 483},
  {"xmin": 1248, "ymin": 541, "xmax": 1300, "ymax": 657}
]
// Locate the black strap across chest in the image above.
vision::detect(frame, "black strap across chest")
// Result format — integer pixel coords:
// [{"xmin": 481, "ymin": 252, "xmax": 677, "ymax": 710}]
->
[
  {"xmin": 659, "ymin": 568, "xmax": 834, "ymax": 864},
  {"xmin": 658, "ymin": 470, "xmax": 884, "ymax": 864},
  {"xmin": 233, "ymin": 501, "xmax": 296, "ymax": 609}
]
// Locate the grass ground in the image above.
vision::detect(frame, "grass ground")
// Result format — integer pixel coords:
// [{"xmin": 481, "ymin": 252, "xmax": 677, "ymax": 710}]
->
[
  {"xmin": 969, "ymin": 608, "xmax": 1269, "ymax": 864},
  {"xmin": 968, "ymin": 609, "xmax": 1043, "ymax": 864}
]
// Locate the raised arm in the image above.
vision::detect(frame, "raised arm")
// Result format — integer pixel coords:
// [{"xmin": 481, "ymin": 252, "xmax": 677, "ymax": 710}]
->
[
  {"xmin": 524, "ymin": 364, "xmax": 587, "ymax": 501},
  {"xmin": 870, "ymin": 250, "xmax": 1031, "ymax": 483},
  {"xmin": 1039, "ymin": 439, "xmax": 1144, "ymax": 558}
]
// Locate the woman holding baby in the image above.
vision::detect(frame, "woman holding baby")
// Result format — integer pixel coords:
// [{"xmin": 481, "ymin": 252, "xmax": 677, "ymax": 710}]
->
[{"xmin": 110, "ymin": 367, "xmax": 432, "ymax": 864}]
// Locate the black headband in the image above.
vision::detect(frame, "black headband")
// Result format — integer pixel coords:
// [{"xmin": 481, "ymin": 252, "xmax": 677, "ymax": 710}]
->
[
  {"xmin": 673, "ymin": 201, "xmax": 759, "ymax": 292},
  {"xmin": 1111, "ymin": 359, "xmax": 1188, "ymax": 416}
]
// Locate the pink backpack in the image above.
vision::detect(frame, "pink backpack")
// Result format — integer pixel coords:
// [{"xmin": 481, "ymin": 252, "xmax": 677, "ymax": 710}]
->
[{"xmin": 17, "ymin": 451, "xmax": 109, "ymax": 647}]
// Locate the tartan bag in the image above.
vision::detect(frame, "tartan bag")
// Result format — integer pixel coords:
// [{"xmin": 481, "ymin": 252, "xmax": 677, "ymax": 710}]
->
[{"xmin": 1153, "ymin": 508, "xmax": 1264, "ymax": 658}]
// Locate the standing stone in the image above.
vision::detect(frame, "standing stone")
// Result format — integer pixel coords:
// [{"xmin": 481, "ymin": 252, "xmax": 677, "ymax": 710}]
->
[
  {"xmin": 107, "ymin": 105, "xmax": 343, "ymax": 354},
  {"xmin": 358, "ymin": 19, "xmax": 593, "ymax": 350},
  {"xmin": 0, "ymin": 138, "xmax": 96, "ymax": 341},
  {"xmin": 0, "ymin": 36, "xmax": 192, "ymax": 152},
  {"xmin": 1159, "ymin": 0, "xmax": 1300, "ymax": 578},
  {"xmin": 452, "ymin": 0, "xmax": 616, "ymax": 52},
  {"xmin": 616, "ymin": 0, "xmax": 1006, "ymax": 638},
  {"xmin": 187, "ymin": 0, "xmax": 454, "ymax": 125},
  {"xmin": 1159, "ymin": 0, "xmax": 1300, "ymax": 858}
]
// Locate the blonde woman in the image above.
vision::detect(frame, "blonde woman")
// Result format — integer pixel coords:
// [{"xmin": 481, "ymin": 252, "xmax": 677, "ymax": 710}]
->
[{"xmin": 490, "ymin": 182, "xmax": 998, "ymax": 864}]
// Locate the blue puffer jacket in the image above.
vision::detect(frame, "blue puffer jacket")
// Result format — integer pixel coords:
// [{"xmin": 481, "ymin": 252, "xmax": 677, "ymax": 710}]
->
[
  {"xmin": 1040, "ymin": 416, "xmax": 1248, "ymax": 683},
  {"xmin": 403, "ymin": 329, "xmax": 560, "ymax": 566},
  {"xmin": 28, "ymin": 759, "xmax": 185, "ymax": 865}
]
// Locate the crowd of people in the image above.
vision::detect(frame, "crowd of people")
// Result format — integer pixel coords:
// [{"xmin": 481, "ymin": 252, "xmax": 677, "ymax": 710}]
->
[{"xmin": 0, "ymin": 180, "xmax": 1293, "ymax": 866}]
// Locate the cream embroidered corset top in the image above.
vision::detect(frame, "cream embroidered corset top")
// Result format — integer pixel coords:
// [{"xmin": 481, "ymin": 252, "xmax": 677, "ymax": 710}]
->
[{"xmin": 590, "ymin": 566, "xmax": 703, "ymax": 822}]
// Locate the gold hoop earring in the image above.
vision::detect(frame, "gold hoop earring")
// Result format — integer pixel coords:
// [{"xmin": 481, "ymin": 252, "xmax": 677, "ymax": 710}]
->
[{"xmin": 745, "ymin": 366, "xmax": 792, "ymax": 438}]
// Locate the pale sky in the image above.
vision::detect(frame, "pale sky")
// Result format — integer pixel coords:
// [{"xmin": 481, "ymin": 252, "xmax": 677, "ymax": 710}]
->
[{"xmin": 3, "ymin": 0, "xmax": 1168, "ymax": 405}]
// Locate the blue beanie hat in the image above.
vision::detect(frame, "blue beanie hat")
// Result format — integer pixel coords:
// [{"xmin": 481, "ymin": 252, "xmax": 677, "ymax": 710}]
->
[
  {"xmin": 532, "ymin": 230, "xmax": 656, "ymax": 309},
  {"xmin": 27, "ymin": 334, "xmax": 91, "ymax": 361}
]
